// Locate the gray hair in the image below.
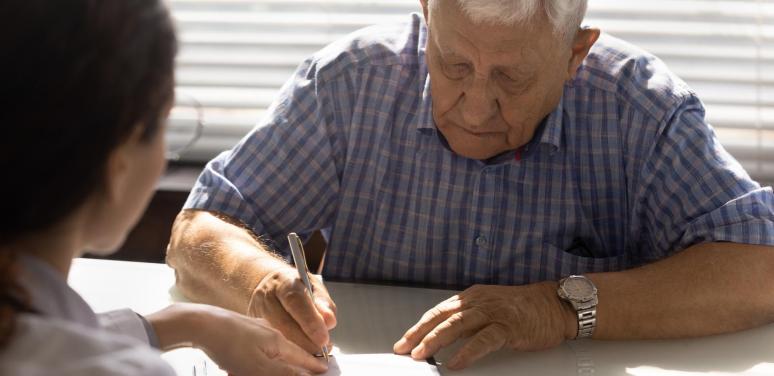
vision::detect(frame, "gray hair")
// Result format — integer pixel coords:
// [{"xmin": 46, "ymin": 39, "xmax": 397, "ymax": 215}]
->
[{"xmin": 437, "ymin": 0, "xmax": 588, "ymax": 41}]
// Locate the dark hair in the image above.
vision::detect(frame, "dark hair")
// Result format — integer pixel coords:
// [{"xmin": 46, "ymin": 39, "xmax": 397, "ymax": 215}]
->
[{"xmin": 0, "ymin": 0, "xmax": 177, "ymax": 346}]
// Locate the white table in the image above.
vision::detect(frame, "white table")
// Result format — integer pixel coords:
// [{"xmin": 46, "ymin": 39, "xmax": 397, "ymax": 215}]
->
[{"xmin": 70, "ymin": 258, "xmax": 774, "ymax": 376}]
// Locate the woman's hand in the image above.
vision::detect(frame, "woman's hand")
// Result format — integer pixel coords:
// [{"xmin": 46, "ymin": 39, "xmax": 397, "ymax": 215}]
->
[{"xmin": 147, "ymin": 303, "xmax": 328, "ymax": 375}]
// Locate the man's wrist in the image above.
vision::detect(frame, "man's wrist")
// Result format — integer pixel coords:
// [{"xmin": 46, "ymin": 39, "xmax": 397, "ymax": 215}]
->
[
  {"xmin": 547, "ymin": 281, "xmax": 581, "ymax": 340},
  {"xmin": 247, "ymin": 263, "xmax": 301, "ymax": 315},
  {"xmin": 556, "ymin": 275, "xmax": 599, "ymax": 340},
  {"xmin": 560, "ymin": 292, "xmax": 579, "ymax": 340},
  {"xmin": 539, "ymin": 282, "xmax": 579, "ymax": 341}
]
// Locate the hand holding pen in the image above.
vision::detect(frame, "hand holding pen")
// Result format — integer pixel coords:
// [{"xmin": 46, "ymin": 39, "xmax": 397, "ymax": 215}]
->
[
  {"xmin": 246, "ymin": 233, "xmax": 337, "ymax": 359},
  {"xmin": 287, "ymin": 232, "xmax": 331, "ymax": 361}
]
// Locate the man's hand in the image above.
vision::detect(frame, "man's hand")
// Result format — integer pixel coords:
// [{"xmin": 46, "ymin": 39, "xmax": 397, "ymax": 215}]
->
[
  {"xmin": 148, "ymin": 303, "xmax": 328, "ymax": 375},
  {"xmin": 248, "ymin": 267, "xmax": 338, "ymax": 353},
  {"xmin": 393, "ymin": 283, "xmax": 576, "ymax": 370}
]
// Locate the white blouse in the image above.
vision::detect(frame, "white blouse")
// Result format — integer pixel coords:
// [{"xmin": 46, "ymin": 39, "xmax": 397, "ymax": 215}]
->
[{"xmin": 0, "ymin": 256, "xmax": 175, "ymax": 375}]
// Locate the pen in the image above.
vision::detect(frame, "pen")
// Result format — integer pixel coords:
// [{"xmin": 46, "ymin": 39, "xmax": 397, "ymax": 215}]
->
[{"xmin": 287, "ymin": 232, "xmax": 330, "ymax": 362}]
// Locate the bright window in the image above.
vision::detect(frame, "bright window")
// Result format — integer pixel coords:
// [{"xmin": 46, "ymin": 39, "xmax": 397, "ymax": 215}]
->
[{"xmin": 166, "ymin": 0, "xmax": 774, "ymax": 185}]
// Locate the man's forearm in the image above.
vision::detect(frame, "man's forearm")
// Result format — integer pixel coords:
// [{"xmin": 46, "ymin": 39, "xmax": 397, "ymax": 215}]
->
[
  {"xmin": 166, "ymin": 209, "xmax": 291, "ymax": 313},
  {"xmin": 589, "ymin": 242, "xmax": 774, "ymax": 339}
]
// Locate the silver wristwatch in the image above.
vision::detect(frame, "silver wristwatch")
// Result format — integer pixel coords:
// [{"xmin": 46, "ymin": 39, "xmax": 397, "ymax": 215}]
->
[{"xmin": 557, "ymin": 275, "xmax": 598, "ymax": 339}]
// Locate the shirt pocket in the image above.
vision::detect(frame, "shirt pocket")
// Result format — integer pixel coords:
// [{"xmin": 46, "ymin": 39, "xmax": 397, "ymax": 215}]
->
[{"xmin": 539, "ymin": 240, "xmax": 629, "ymax": 280}]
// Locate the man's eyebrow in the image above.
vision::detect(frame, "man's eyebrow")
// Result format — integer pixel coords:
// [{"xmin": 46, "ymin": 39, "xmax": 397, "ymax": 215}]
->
[
  {"xmin": 439, "ymin": 50, "xmax": 467, "ymax": 60},
  {"xmin": 435, "ymin": 43, "xmax": 466, "ymax": 58}
]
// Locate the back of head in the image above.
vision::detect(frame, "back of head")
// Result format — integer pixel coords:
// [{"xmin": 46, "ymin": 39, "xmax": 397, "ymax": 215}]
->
[
  {"xmin": 0, "ymin": 0, "xmax": 177, "ymax": 242},
  {"xmin": 0, "ymin": 0, "xmax": 177, "ymax": 346}
]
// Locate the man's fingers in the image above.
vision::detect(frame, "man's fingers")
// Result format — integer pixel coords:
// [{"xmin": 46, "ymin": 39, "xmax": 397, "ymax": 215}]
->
[
  {"xmin": 276, "ymin": 336, "xmax": 329, "ymax": 374},
  {"xmin": 394, "ymin": 297, "xmax": 462, "ymax": 354},
  {"xmin": 314, "ymin": 296, "xmax": 337, "ymax": 330},
  {"xmin": 311, "ymin": 277, "xmax": 337, "ymax": 326},
  {"xmin": 280, "ymin": 318, "xmax": 326, "ymax": 355},
  {"xmin": 264, "ymin": 294, "xmax": 325, "ymax": 354},
  {"xmin": 446, "ymin": 323, "xmax": 507, "ymax": 370},
  {"xmin": 278, "ymin": 280, "xmax": 330, "ymax": 347},
  {"xmin": 410, "ymin": 309, "xmax": 488, "ymax": 359}
]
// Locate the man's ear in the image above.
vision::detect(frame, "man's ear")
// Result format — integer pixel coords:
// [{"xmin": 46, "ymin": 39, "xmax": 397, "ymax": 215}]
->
[
  {"xmin": 566, "ymin": 27, "xmax": 600, "ymax": 80},
  {"xmin": 419, "ymin": 0, "xmax": 429, "ymax": 23}
]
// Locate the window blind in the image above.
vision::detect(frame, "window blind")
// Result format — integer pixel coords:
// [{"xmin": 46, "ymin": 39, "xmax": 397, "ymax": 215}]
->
[{"xmin": 166, "ymin": 0, "xmax": 774, "ymax": 185}]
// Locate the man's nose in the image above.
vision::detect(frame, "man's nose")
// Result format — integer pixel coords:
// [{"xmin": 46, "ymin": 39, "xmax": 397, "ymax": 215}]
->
[{"xmin": 461, "ymin": 77, "xmax": 497, "ymax": 128}]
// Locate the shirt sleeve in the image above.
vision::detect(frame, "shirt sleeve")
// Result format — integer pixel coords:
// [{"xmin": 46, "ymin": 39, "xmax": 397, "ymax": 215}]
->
[
  {"xmin": 632, "ymin": 95, "xmax": 774, "ymax": 261},
  {"xmin": 183, "ymin": 57, "xmax": 349, "ymax": 258},
  {"xmin": 97, "ymin": 309, "xmax": 155, "ymax": 347},
  {"xmin": 2, "ymin": 315, "xmax": 176, "ymax": 376}
]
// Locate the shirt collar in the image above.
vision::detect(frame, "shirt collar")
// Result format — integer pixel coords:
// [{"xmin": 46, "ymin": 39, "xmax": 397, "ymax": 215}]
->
[
  {"xmin": 537, "ymin": 91, "xmax": 565, "ymax": 154},
  {"xmin": 416, "ymin": 18, "xmax": 436, "ymax": 133},
  {"xmin": 417, "ymin": 73, "xmax": 435, "ymax": 133},
  {"xmin": 17, "ymin": 254, "xmax": 99, "ymax": 329}
]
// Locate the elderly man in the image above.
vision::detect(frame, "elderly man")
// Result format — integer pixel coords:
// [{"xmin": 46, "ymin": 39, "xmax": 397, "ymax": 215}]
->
[{"xmin": 167, "ymin": 0, "xmax": 774, "ymax": 369}]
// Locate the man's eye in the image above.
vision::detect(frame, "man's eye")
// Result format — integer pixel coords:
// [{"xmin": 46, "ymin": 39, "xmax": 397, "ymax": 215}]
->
[
  {"xmin": 442, "ymin": 63, "xmax": 471, "ymax": 79},
  {"xmin": 495, "ymin": 70, "xmax": 519, "ymax": 84},
  {"xmin": 495, "ymin": 71, "xmax": 530, "ymax": 93}
]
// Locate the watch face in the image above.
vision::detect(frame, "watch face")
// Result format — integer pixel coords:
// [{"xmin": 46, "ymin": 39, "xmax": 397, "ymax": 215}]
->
[{"xmin": 563, "ymin": 276, "xmax": 595, "ymax": 299}]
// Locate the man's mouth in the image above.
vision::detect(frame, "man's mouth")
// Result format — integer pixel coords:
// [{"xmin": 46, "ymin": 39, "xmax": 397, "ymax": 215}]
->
[{"xmin": 457, "ymin": 125, "xmax": 503, "ymax": 137}]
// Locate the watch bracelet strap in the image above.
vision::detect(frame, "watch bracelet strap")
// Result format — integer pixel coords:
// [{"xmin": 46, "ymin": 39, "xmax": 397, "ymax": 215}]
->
[{"xmin": 576, "ymin": 307, "xmax": 596, "ymax": 339}]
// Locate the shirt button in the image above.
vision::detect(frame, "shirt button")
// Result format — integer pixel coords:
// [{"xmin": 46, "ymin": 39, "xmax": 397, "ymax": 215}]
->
[{"xmin": 475, "ymin": 235, "xmax": 488, "ymax": 248}]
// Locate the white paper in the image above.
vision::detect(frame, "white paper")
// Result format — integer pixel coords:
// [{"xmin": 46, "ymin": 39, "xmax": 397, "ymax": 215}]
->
[
  {"xmin": 322, "ymin": 353, "xmax": 441, "ymax": 376},
  {"xmin": 162, "ymin": 348, "xmax": 227, "ymax": 376},
  {"xmin": 161, "ymin": 348, "xmax": 440, "ymax": 376}
]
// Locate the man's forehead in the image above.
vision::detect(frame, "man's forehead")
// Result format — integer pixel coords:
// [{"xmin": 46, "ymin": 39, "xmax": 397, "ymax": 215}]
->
[
  {"xmin": 436, "ymin": 36, "xmax": 527, "ymax": 56},
  {"xmin": 431, "ymin": 19, "xmax": 550, "ymax": 62},
  {"xmin": 433, "ymin": 31, "xmax": 542, "ymax": 72}
]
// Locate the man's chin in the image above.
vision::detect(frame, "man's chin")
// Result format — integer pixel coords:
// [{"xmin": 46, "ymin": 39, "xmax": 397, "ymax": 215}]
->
[{"xmin": 448, "ymin": 143, "xmax": 502, "ymax": 161}]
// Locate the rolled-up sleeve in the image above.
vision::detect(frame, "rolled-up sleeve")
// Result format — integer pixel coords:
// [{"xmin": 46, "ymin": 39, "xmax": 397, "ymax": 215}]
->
[
  {"xmin": 633, "ymin": 95, "xmax": 774, "ymax": 260},
  {"xmin": 183, "ymin": 57, "xmax": 348, "ymax": 258}
]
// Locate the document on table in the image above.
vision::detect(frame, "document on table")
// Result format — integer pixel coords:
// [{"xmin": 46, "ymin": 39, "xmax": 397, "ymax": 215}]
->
[
  {"xmin": 323, "ymin": 353, "xmax": 441, "ymax": 376},
  {"xmin": 162, "ymin": 348, "xmax": 226, "ymax": 376},
  {"xmin": 162, "ymin": 348, "xmax": 441, "ymax": 376}
]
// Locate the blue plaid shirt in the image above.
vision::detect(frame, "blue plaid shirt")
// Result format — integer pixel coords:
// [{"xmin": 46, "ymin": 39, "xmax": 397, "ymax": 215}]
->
[{"xmin": 185, "ymin": 14, "xmax": 774, "ymax": 289}]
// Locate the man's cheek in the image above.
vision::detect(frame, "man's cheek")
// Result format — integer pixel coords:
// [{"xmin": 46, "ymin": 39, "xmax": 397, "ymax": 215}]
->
[{"xmin": 432, "ymin": 86, "xmax": 463, "ymax": 116}]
